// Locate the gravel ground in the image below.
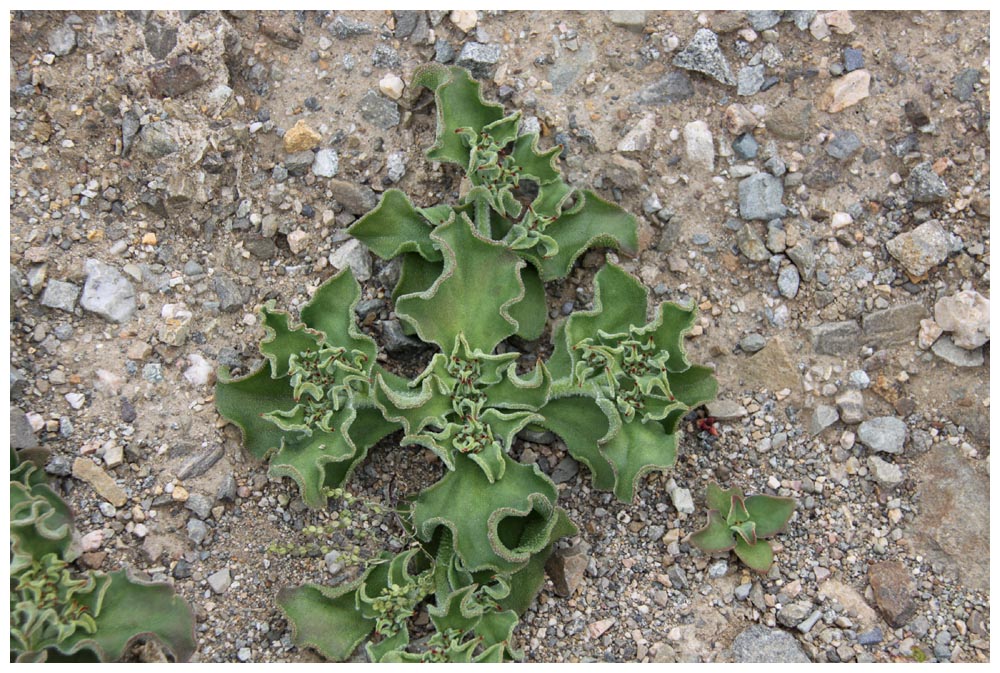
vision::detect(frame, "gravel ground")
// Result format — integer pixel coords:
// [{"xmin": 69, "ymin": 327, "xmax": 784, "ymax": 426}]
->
[{"xmin": 8, "ymin": 9, "xmax": 990, "ymax": 663}]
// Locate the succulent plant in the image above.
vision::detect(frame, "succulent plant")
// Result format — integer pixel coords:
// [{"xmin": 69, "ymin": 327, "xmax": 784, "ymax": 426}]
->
[
  {"xmin": 216, "ymin": 64, "xmax": 717, "ymax": 661},
  {"xmin": 10, "ymin": 449, "xmax": 196, "ymax": 662},
  {"xmin": 689, "ymin": 482, "xmax": 796, "ymax": 572}
]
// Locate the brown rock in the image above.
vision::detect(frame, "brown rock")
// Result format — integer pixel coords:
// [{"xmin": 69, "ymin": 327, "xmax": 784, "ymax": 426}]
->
[
  {"xmin": 740, "ymin": 338, "xmax": 801, "ymax": 394},
  {"xmin": 820, "ymin": 70, "xmax": 871, "ymax": 113},
  {"xmin": 81, "ymin": 551, "xmax": 108, "ymax": 569},
  {"xmin": 823, "ymin": 11, "xmax": 856, "ymax": 35},
  {"xmin": 868, "ymin": 560, "xmax": 916, "ymax": 627},
  {"xmin": 148, "ymin": 55, "xmax": 206, "ymax": 98},
  {"xmin": 546, "ymin": 541, "xmax": 590, "ymax": 596},
  {"xmin": 72, "ymin": 457, "xmax": 128, "ymax": 506},
  {"xmin": 259, "ymin": 16, "xmax": 302, "ymax": 49},
  {"xmin": 283, "ymin": 119, "xmax": 322, "ymax": 153},
  {"xmin": 724, "ymin": 103, "xmax": 758, "ymax": 136},
  {"xmin": 765, "ymin": 98, "xmax": 812, "ymax": 140}
]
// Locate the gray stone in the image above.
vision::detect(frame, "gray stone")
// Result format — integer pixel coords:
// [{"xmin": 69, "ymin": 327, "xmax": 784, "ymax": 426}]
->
[
  {"xmin": 797, "ymin": 610, "xmax": 823, "ymax": 634},
  {"xmin": 765, "ymin": 219, "xmax": 786, "ymax": 252},
  {"xmin": 386, "ymin": 151, "xmax": 406, "ymax": 183},
  {"xmin": 46, "ymin": 454, "xmax": 72, "ymax": 477},
  {"xmin": 862, "ymin": 302, "xmax": 929, "ymax": 347},
  {"xmin": 237, "ymin": 647, "xmax": 252, "ymax": 662},
  {"xmin": 609, "ymin": 11, "xmax": 646, "ymax": 32},
  {"xmin": 809, "ymin": 405, "xmax": 838, "ymax": 436},
  {"xmin": 857, "ymin": 416, "xmax": 907, "ymax": 454},
  {"xmin": 825, "ymin": 130, "xmax": 861, "ymax": 160},
  {"xmin": 48, "ymin": 24, "xmax": 77, "ymax": 56},
  {"xmin": 135, "ymin": 122, "xmax": 179, "ymax": 158},
  {"xmin": 177, "ymin": 446, "xmax": 224, "ymax": 480},
  {"xmin": 706, "ymin": 399, "xmax": 747, "ymax": 420},
  {"xmin": 732, "ymin": 133, "xmax": 758, "ymax": 159},
  {"xmin": 952, "ymin": 68, "xmax": 980, "ymax": 102},
  {"xmin": 636, "ymin": 71, "xmax": 694, "ymax": 105},
  {"xmin": 909, "ymin": 444, "xmax": 989, "ymax": 593},
  {"xmin": 666, "ymin": 565, "xmax": 687, "ymax": 588},
  {"xmin": 707, "ymin": 559, "xmax": 729, "ymax": 578},
  {"xmin": 730, "ymin": 625, "xmax": 810, "ymax": 663},
  {"xmin": 328, "ymin": 240, "xmax": 371, "ymax": 281},
  {"xmin": 212, "ymin": 274, "xmax": 245, "ymax": 313},
  {"xmin": 734, "ymin": 582, "xmax": 752, "ymax": 600},
  {"xmin": 786, "ymin": 239, "xmax": 816, "ymax": 280},
  {"xmin": 747, "ymin": 10, "xmax": 781, "ymax": 31},
  {"xmin": 777, "ymin": 266, "xmax": 800, "ymax": 298},
  {"xmin": 867, "ymin": 456, "xmax": 903, "ymax": 488},
  {"xmin": 931, "ymin": 334, "xmax": 984, "ymax": 367},
  {"xmin": 207, "ymin": 567, "xmax": 232, "ymax": 594},
  {"xmin": 738, "ymin": 173, "xmax": 786, "ymax": 220},
  {"xmin": 325, "ymin": 550, "xmax": 345, "ymax": 574},
  {"xmin": 40, "ymin": 279, "xmax": 81, "ymax": 313},
  {"xmin": 11, "ymin": 408, "xmax": 40, "ymax": 450},
  {"xmin": 736, "ymin": 224, "xmax": 770, "ymax": 262},
  {"xmin": 284, "ymin": 150, "xmax": 314, "ymax": 176},
  {"xmin": 331, "ymin": 15, "xmax": 372, "ymax": 38},
  {"xmin": 737, "ymin": 65, "xmax": 765, "ymax": 97},
  {"xmin": 393, "ymin": 10, "xmax": 421, "ymax": 38},
  {"xmin": 886, "ymin": 220, "xmax": 950, "ymax": 277},
  {"xmin": 381, "ymin": 320, "xmax": 429, "ymax": 358},
  {"xmin": 545, "ymin": 541, "xmax": 590, "ymax": 596},
  {"xmin": 551, "ymin": 456, "xmax": 579, "ymax": 483},
  {"xmin": 371, "ymin": 44, "xmax": 400, "ymax": 69},
  {"xmin": 857, "ymin": 628, "xmax": 883, "ymax": 646},
  {"xmin": 934, "ymin": 289, "xmax": 989, "ymax": 350},
  {"xmin": 740, "ymin": 333, "xmax": 766, "ymax": 353},
  {"xmin": 789, "ymin": 10, "xmax": 817, "ymax": 31},
  {"xmin": 187, "ymin": 518, "xmax": 208, "ymax": 545},
  {"xmin": 778, "ymin": 601, "xmax": 814, "ymax": 628},
  {"xmin": 434, "ymin": 39, "xmax": 455, "ymax": 63},
  {"xmin": 329, "ymin": 179, "xmax": 378, "ymax": 215},
  {"xmin": 669, "ymin": 486, "xmax": 695, "ymax": 514},
  {"xmin": 455, "ymin": 42, "xmax": 501, "ymax": 79},
  {"xmin": 122, "ymin": 110, "xmax": 141, "ymax": 156},
  {"xmin": 835, "ymin": 389, "xmax": 865, "ymax": 424},
  {"xmin": 907, "ymin": 162, "xmax": 949, "ymax": 203},
  {"xmin": 683, "ymin": 120, "xmax": 714, "ymax": 171},
  {"xmin": 144, "ymin": 21, "xmax": 178, "ymax": 59},
  {"xmin": 672, "ymin": 29, "xmax": 736, "ymax": 86},
  {"xmin": 765, "ymin": 99, "xmax": 812, "ymax": 140},
  {"xmin": 843, "ymin": 47, "xmax": 865, "ymax": 72},
  {"xmin": 358, "ymin": 90, "xmax": 400, "ymax": 130},
  {"xmin": 81, "ymin": 259, "xmax": 137, "ymax": 323},
  {"xmin": 185, "ymin": 492, "xmax": 214, "ymax": 520}
]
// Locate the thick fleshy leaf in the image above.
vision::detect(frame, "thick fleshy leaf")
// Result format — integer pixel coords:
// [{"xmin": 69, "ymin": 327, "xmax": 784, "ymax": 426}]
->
[
  {"xmin": 215, "ymin": 363, "xmax": 297, "ymax": 460},
  {"xmin": 299, "ymin": 268, "xmax": 378, "ymax": 364},
  {"xmin": 411, "ymin": 455, "xmax": 560, "ymax": 573},
  {"xmin": 727, "ymin": 495, "xmax": 751, "ymax": 526},
  {"xmin": 366, "ymin": 627, "xmax": 410, "ymax": 663},
  {"xmin": 396, "ymin": 214, "xmax": 525, "ymax": 353},
  {"xmin": 278, "ymin": 580, "xmax": 375, "ymax": 662},
  {"xmin": 510, "ymin": 132, "xmax": 562, "ymax": 185},
  {"xmin": 525, "ymin": 191, "xmax": 639, "ymax": 281},
  {"xmin": 734, "ymin": 536, "xmax": 774, "ymax": 573},
  {"xmin": 705, "ymin": 481, "xmax": 742, "ymax": 517},
  {"xmin": 10, "ymin": 480, "xmax": 75, "ymax": 573},
  {"xmin": 259, "ymin": 304, "xmax": 323, "ymax": 378},
  {"xmin": 537, "ymin": 395, "xmax": 617, "ymax": 491},
  {"xmin": 483, "ymin": 359, "xmax": 551, "ymax": 411},
  {"xmin": 601, "ymin": 418, "xmax": 678, "ymax": 502},
  {"xmin": 744, "ymin": 494, "xmax": 796, "ymax": 539},
  {"xmin": 689, "ymin": 510, "xmax": 737, "ymax": 553},
  {"xmin": 412, "ymin": 63, "xmax": 505, "ymax": 168},
  {"xmin": 348, "ymin": 189, "xmax": 442, "ymax": 262},
  {"xmin": 63, "ymin": 570, "xmax": 196, "ymax": 662},
  {"xmin": 497, "ymin": 507, "xmax": 577, "ymax": 616},
  {"xmin": 373, "ymin": 368, "xmax": 454, "ymax": 437},
  {"xmin": 508, "ymin": 264, "xmax": 547, "ymax": 341},
  {"xmin": 667, "ymin": 364, "xmax": 719, "ymax": 410}
]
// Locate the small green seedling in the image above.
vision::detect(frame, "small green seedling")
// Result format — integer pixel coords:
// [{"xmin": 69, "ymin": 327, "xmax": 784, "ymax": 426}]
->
[{"xmin": 689, "ymin": 481, "xmax": 795, "ymax": 572}]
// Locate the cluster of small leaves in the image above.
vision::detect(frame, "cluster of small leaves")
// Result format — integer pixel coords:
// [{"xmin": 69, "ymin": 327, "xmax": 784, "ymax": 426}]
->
[
  {"xmin": 216, "ymin": 65, "xmax": 720, "ymax": 662},
  {"xmin": 9, "ymin": 449, "xmax": 196, "ymax": 662},
  {"xmin": 689, "ymin": 482, "xmax": 796, "ymax": 572}
]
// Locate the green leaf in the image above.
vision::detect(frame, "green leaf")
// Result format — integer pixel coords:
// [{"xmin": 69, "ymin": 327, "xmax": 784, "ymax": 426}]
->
[
  {"xmin": 525, "ymin": 191, "xmax": 639, "ymax": 281},
  {"xmin": 63, "ymin": 570, "xmax": 196, "ymax": 662},
  {"xmin": 497, "ymin": 507, "xmax": 577, "ymax": 616},
  {"xmin": 412, "ymin": 63, "xmax": 505, "ymax": 168},
  {"xmin": 373, "ymin": 368, "xmax": 454, "ymax": 438},
  {"xmin": 483, "ymin": 359, "xmax": 551, "ymax": 412},
  {"xmin": 666, "ymin": 364, "xmax": 719, "ymax": 410},
  {"xmin": 727, "ymin": 495, "xmax": 751, "ymax": 526},
  {"xmin": 601, "ymin": 417, "xmax": 678, "ymax": 502},
  {"xmin": 705, "ymin": 481, "xmax": 742, "ymax": 517},
  {"xmin": 299, "ymin": 268, "xmax": 378, "ymax": 364},
  {"xmin": 396, "ymin": 213, "xmax": 525, "ymax": 353},
  {"xmin": 689, "ymin": 510, "xmax": 736, "ymax": 553},
  {"xmin": 508, "ymin": 265, "xmax": 547, "ymax": 341},
  {"xmin": 365, "ymin": 627, "xmax": 409, "ymax": 663},
  {"xmin": 537, "ymin": 395, "xmax": 617, "ymax": 491},
  {"xmin": 510, "ymin": 132, "xmax": 562, "ymax": 185},
  {"xmin": 349, "ymin": 189, "xmax": 442, "ymax": 262},
  {"xmin": 734, "ymin": 536, "xmax": 774, "ymax": 573},
  {"xmin": 744, "ymin": 494, "xmax": 796, "ymax": 539},
  {"xmin": 215, "ymin": 362, "xmax": 297, "ymax": 460},
  {"xmin": 411, "ymin": 454, "xmax": 560, "ymax": 573},
  {"xmin": 259, "ymin": 303, "xmax": 323, "ymax": 379},
  {"xmin": 10, "ymin": 481, "xmax": 75, "ymax": 573},
  {"xmin": 278, "ymin": 581, "xmax": 375, "ymax": 662}
]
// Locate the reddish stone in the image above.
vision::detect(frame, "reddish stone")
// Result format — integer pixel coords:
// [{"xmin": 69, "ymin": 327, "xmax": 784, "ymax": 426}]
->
[{"xmin": 868, "ymin": 560, "xmax": 916, "ymax": 627}]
